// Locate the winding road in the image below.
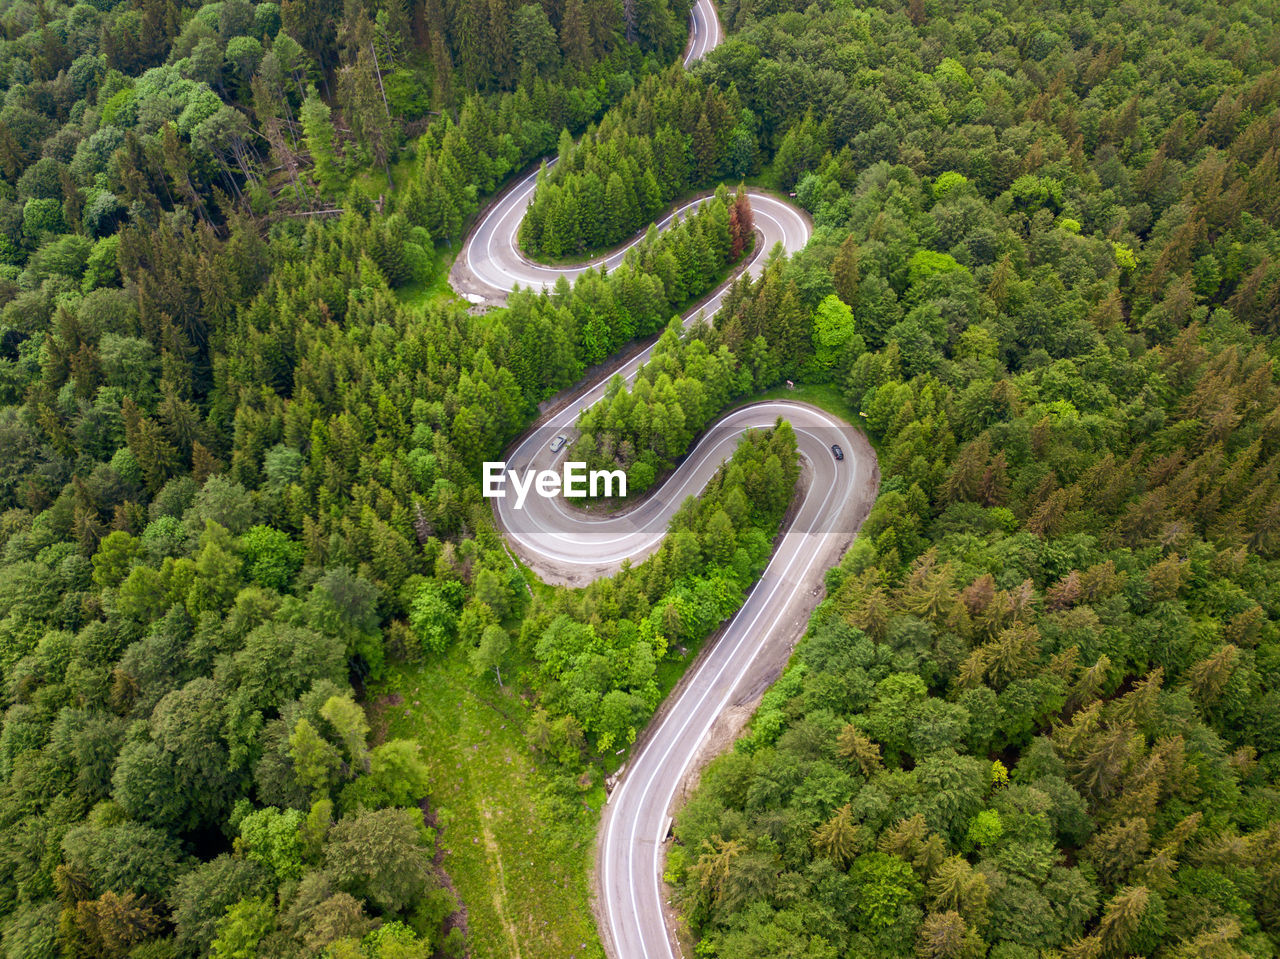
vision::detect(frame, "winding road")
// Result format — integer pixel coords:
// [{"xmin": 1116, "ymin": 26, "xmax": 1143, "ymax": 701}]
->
[
  {"xmin": 448, "ymin": 0, "xmax": 796, "ymax": 308},
  {"xmin": 452, "ymin": 3, "xmax": 879, "ymax": 957},
  {"xmin": 451, "ymin": 165, "xmax": 807, "ymax": 306}
]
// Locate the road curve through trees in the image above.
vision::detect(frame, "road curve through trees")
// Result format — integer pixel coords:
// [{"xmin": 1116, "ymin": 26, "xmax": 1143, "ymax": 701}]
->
[
  {"xmin": 448, "ymin": 0, "xmax": 793, "ymax": 308},
  {"xmin": 451, "ymin": 4, "xmax": 879, "ymax": 957}
]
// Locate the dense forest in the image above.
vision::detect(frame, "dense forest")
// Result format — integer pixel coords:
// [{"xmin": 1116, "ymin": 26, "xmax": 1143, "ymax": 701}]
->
[
  {"xmin": 0, "ymin": 0, "xmax": 732, "ymax": 954},
  {"xmin": 0, "ymin": 0, "xmax": 1278, "ymax": 954},
  {"xmin": 652, "ymin": 0, "xmax": 1280, "ymax": 956},
  {"xmin": 518, "ymin": 68, "xmax": 751, "ymax": 257}
]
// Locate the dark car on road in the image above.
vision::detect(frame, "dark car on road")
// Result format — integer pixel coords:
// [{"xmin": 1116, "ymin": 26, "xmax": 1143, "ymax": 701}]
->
[{"xmin": 831, "ymin": 444, "xmax": 844, "ymax": 461}]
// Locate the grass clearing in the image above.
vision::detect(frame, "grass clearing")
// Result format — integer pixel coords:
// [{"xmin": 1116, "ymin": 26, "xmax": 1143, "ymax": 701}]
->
[
  {"xmin": 397, "ymin": 241, "xmax": 462, "ymax": 311},
  {"xmin": 753, "ymin": 380, "xmax": 859, "ymax": 424},
  {"xmin": 368, "ymin": 649, "xmax": 605, "ymax": 959}
]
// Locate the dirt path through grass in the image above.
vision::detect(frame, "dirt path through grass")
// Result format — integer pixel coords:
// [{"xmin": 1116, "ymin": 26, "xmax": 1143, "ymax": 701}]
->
[{"xmin": 478, "ymin": 815, "xmax": 523, "ymax": 959}]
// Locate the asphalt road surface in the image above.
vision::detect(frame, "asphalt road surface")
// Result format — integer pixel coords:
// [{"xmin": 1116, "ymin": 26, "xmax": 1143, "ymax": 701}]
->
[
  {"xmin": 683, "ymin": 0, "xmax": 724, "ymax": 67},
  {"xmin": 451, "ymin": 168, "xmax": 808, "ymax": 307},
  {"xmin": 451, "ymin": 5, "xmax": 880, "ymax": 958}
]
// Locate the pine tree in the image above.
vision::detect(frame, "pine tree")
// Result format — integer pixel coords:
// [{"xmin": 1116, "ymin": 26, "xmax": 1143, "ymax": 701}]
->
[
  {"xmin": 73, "ymin": 891, "xmax": 162, "ymax": 958},
  {"xmin": 555, "ymin": 186, "xmax": 580, "ymax": 253},
  {"xmin": 382, "ymin": 0, "xmax": 412, "ymax": 59},
  {"xmin": 727, "ymin": 202, "xmax": 745, "ymax": 262},
  {"xmin": 837, "ymin": 724, "xmax": 883, "ymax": 775},
  {"xmin": 654, "ymin": 124, "xmax": 688, "ymax": 197},
  {"xmin": 542, "ymin": 213, "xmax": 562, "ymax": 259},
  {"xmin": 520, "ymin": 195, "xmax": 546, "ymax": 253},
  {"xmin": 768, "ymin": 282, "xmax": 809, "ymax": 372},
  {"xmin": 1185, "ymin": 644, "xmax": 1239, "ymax": 704},
  {"xmin": 1097, "ymin": 886, "xmax": 1150, "ymax": 955},
  {"xmin": 338, "ymin": 45, "xmax": 394, "ymax": 179},
  {"xmin": 621, "ymin": 0, "xmax": 638, "ymax": 42},
  {"xmin": 191, "ymin": 442, "xmax": 221, "ymax": 485},
  {"xmin": 687, "ymin": 836, "xmax": 744, "ymax": 907},
  {"xmin": 813, "ymin": 804, "xmax": 860, "ymax": 866},
  {"xmin": 942, "ymin": 436, "xmax": 991, "ymax": 504},
  {"xmin": 927, "ymin": 857, "xmax": 989, "ymax": 926},
  {"xmin": 640, "ymin": 168, "xmax": 662, "ymax": 219},
  {"xmin": 282, "ymin": 0, "xmax": 341, "ymax": 88},
  {"xmin": 693, "ymin": 113, "xmax": 717, "ymax": 183},
  {"xmin": 485, "ymin": 0, "xmax": 514, "ymax": 87},
  {"xmin": 705, "ymin": 193, "xmax": 731, "ymax": 264},
  {"xmin": 300, "ymin": 92, "xmax": 339, "ymax": 191},
  {"xmin": 587, "ymin": 0, "xmax": 619, "ymax": 56},
  {"xmin": 448, "ymin": 0, "xmax": 485, "ymax": 88},
  {"xmin": 122, "ymin": 397, "xmax": 178, "ymax": 493},
  {"xmin": 917, "ymin": 911, "xmax": 981, "ymax": 959},
  {"xmin": 561, "ymin": 0, "xmax": 591, "ymax": 69},
  {"xmin": 733, "ymin": 189, "xmax": 754, "ymax": 237},
  {"xmin": 831, "ymin": 233, "xmax": 861, "ymax": 307},
  {"xmin": 423, "ymin": 0, "xmax": 454, "ymax": 105},
  {"xmin": 605, "ymin": 172, "xmax": 629, "ymax": 245}
]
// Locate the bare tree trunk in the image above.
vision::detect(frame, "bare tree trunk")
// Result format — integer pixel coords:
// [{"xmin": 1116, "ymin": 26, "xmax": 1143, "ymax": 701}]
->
[
  {"xmin": 278, "ymin": 88, "xmax": 301, "ymax": 153},
  {"xmin": 370, "ymin": 43, "xmax": 391, "ymax": 121}
]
